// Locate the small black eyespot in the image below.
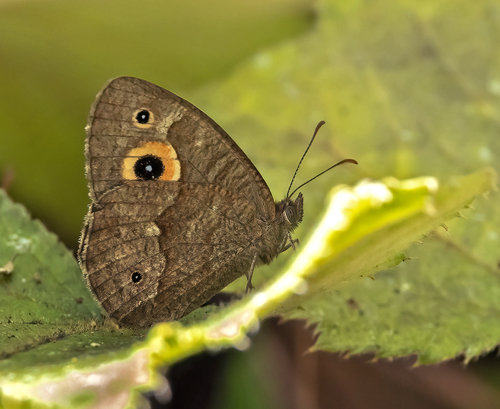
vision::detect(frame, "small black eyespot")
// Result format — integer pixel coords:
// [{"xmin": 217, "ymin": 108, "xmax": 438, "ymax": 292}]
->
[
  {"xmin": 131, "ymin": 272, "xmax": 142, "ymax": 283},
  {"xmin": 135, "ymin": 110, "xmax": 150, "ymax": 124},
  {"xmin": 134, "ymin": 155, "xmax": 165, "ymax": 180}
]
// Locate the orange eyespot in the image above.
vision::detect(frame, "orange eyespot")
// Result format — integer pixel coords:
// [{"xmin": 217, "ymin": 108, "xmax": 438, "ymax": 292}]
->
[
  {"xmin": 132, "ymin": 108, "xmax": 155, "ymax": 129},
  {"xmin": 122, "ymin": 141, "xmax": 181, "ymax": 181}
]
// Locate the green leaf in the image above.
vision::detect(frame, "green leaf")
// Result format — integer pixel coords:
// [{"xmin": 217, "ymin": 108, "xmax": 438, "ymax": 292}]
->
[
  {"xmin": 0, "ymin": 189, "xmax": 102, "ymax": 360},
  {"xmin": 280, "ymin": 170, "xmax": 500, "ymax": 364},
  {"xmin": 0, "ymin": 169, "xmax": 494, "ymax": 408}
]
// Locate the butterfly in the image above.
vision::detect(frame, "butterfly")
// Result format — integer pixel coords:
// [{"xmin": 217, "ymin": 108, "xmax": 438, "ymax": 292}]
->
[{"xmin": 78, "ymin": 77, "xmax": 356, "ymax": 327}]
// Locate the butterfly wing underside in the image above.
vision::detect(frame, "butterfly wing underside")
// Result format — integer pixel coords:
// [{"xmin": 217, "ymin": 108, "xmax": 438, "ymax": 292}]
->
[{"xmin": 79, "ymin": 77, "xmax": 276, "ymax": 326}]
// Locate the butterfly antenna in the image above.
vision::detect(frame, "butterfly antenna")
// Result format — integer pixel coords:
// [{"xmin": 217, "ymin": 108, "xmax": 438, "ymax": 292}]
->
[
  {"xmin": 286, "ymin": 121, "xmax": 358, "ymax": 198},
  {"xmin": 288, "ymin": 158, "xmax": 358, "ymax": 199},
  {"xmin": 286, "ymin": 121, "xmax": 326, "ymax": 198}
]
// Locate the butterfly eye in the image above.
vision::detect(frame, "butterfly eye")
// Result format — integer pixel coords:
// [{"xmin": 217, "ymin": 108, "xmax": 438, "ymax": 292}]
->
[
  {"xmin": 133, "ymin": 154, "xmax": 165, "ymax": 180},
  {"xmin": 284, "ymin": 207, "xmax": 294, "ymax": 223},
  {"xmin": 132, "ymin": 108, "xmax": 155, "ymax": 128},
  {"xmin": 131, "ymin": 272, "xmax": 142, "ymax": 283}
]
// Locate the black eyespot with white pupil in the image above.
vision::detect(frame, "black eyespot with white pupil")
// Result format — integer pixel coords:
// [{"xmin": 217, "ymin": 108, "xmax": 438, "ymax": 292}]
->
[
  {"xmin": 131, "ymin": 272, "xmax": 142, "ymax": 283},
  {"xmin": 134, "ymin": 155, "xmax": 165, "ymax": 180},
  {"xmin": 135, "ymin": 110, "xmax": 150, "ymax": 124}
]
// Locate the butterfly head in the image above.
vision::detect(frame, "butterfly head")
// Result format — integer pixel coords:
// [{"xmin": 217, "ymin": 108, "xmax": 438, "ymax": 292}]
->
[{"xmin": 277, "ymin": 193, "xmax": 304, "ymax": 231}]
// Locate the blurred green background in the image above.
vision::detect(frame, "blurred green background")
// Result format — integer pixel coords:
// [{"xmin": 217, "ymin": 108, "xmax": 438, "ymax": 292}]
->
[{"xmin": 0, "ymin": 0, "xmax": 313, "ymax": 250}]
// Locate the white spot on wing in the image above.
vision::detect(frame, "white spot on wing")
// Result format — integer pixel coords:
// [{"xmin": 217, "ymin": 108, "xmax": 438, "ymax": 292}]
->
[{"xmin": 158, "ymin": 105, "xmax": 186, "ymax": 135}]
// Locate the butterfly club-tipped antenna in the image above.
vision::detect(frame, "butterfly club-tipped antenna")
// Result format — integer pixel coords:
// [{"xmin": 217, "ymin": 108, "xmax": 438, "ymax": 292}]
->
[{"xmin": 286, "ymin": 121, "xmax": 358, "ymax": 199}]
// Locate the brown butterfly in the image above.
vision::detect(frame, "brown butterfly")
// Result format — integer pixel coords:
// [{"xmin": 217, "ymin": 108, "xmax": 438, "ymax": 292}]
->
[{"xmin": 78, "ymin": 77, "xmax": 356, "ymax": 327}]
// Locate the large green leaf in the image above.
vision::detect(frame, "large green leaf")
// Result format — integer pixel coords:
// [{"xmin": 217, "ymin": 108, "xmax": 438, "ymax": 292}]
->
[{"xmin": 0, "ymin": 168, "xmax": 494, "ymax": 408}]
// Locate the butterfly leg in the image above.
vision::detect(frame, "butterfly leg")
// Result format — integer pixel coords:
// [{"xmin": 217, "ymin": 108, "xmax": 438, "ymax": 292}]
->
[
  {"xmin": 280, "ymin": 232, "xmax": 300, "ymax": 253},
  {"xmin": 245, "ymin": 253, "xmax": 258, "ymax": 294}
]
